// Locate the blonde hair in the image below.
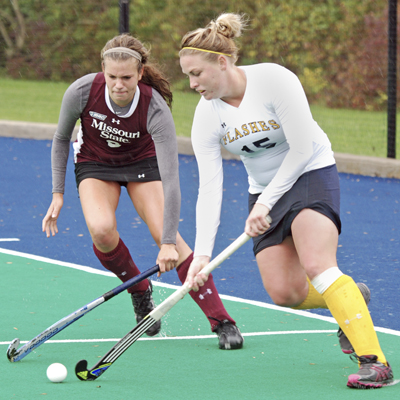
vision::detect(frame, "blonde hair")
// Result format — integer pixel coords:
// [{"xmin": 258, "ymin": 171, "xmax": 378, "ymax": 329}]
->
[
  {"xmin": 101, "ymin": 34, "xmax": 173, "ymax": 109},
  {"xmin": 179, "ymin": 13, "xmax": 248, "ymax": 63}
]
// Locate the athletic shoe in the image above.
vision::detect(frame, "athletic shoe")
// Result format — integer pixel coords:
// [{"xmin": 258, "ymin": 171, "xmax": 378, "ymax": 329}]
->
[
  {"xmin": 347, "ymin": 355, "xmax": 394, "ymax": 389},
  {"xmin": 131, "ymin": 280, "xmax": 161, "ymax": 336},
  {"xmin": 337, "ymin": 282, "xmax": 371, "ymax": 354},
  {"xmin": 211, "ymin": 318, "xmax": 244, "ymax": 350}
]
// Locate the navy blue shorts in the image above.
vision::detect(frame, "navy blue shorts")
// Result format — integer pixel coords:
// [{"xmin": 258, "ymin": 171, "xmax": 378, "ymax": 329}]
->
[
  {"xmin": 75, "ymin": 156, "xmax": 161, "ymax": 188},
  {"xmin": 248, "ymin": 164, "xmax": 341, "ymax": 255}
]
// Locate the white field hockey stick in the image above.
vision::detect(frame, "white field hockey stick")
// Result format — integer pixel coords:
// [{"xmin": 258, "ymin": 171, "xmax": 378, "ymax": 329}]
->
[
  {"xmin": 6, "ymin": 264, "xmax": 160, "ymax": 362},
  {"xmin": 74, "ymin": 223, "xmax": 271, "ymax": 382}
]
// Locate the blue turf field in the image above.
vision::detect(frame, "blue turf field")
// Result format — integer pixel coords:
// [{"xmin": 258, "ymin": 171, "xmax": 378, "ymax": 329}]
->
[{"xmin": 1, "ymin": 136, "xmax": 399, "ymax": 332}]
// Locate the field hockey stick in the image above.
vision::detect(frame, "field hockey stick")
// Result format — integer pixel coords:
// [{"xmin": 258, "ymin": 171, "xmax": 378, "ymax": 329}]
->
[
  {"xmin": 6, "ymin": 264, "xmax": 160, "ymax": 363},
  {"xmin": 75, "ymin": 228, "xmax": 265, "ymax": 381}
]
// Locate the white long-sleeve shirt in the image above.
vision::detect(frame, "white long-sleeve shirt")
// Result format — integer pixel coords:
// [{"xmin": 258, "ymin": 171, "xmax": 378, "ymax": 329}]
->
[{"xmin": 192, "ymin": 63, "xmax": 335, "ymax": 257}]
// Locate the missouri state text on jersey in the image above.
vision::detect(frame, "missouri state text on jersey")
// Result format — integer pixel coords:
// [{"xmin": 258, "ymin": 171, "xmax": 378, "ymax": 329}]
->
[
  {"xmin": 74, "ymin": 75, "xmax": 156, "ymax": 165},
  {"xmin": 91, "ymin": 118, "xmax": 140, "ymax": 144}
]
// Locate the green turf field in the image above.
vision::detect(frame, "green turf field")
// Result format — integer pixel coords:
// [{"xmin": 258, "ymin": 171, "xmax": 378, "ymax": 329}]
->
[{"xmin": 1, "ymin": 249, "xmax": 399, "ymax": 399}]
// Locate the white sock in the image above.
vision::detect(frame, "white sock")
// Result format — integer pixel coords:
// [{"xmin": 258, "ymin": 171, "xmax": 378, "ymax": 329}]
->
[{"xmin": 311, "ymin": 267, "xmax": 343, "ymax": 295}]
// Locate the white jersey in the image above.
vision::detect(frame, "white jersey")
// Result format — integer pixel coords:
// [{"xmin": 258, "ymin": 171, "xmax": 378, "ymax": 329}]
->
[{"xmin": 192, "ymin": 63, "xmax": 335, "ymax": 257}]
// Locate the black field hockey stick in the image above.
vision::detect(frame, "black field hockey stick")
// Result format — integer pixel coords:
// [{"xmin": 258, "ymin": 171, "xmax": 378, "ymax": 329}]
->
[
  {"xmin": 74, "ymin": 225, "xmax": 271, "ymax": 381},
  {"xmin": 6, "ymin": 264, "xmax": 160, "ymax": 362}
]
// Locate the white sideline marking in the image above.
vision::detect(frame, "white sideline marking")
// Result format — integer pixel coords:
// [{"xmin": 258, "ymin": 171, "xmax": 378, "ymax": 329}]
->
[
  {"xmin": 1, "ymin": 247, "xmax": 400, "ymax": 337},
  {"xmin": 0, "ymin": 247, "xmax": 113, "ymax": 277},
  {"xmin": 386, "ymin": 379, "xmax": 400, "ymax": 387},
  {"xmin": 0, "ymin": 238, "xmax": 20, "ymax": 242},
  {"xmin": 0, "ymin": 330, "xmax": 338, "ymax": 346}
]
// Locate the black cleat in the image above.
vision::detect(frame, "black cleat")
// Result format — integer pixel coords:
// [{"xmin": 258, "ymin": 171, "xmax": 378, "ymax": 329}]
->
[
  {"xmin": 131, "ymin": 280, "xmax": 161, "ymax": 336},
  {"xmin": 210, "ymin": 318, "xmax": 244, "ymax": 350}
]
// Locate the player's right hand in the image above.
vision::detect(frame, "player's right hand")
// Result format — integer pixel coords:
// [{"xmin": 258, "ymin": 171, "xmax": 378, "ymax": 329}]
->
[
  {"xmin": 42, "ymin": 193, "xmax": 64, "ymax": 237},
  {"xmin": 186, "ymin": 255, "xmax": 210, "ymax": 291},
  {"xmin": 245, "ymin": 203, "xmax": 271, "ymax": 237}
]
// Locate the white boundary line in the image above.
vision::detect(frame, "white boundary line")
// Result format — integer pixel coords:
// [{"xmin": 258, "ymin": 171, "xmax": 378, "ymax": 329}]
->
[
  {"xmin": 0, "ymin": 247, "xmax": 113, "ymax": 277},
  {"xmin": 1, "ymin": 247, "xmax": 400, "ymax": 338},
  {"xmin": 0, "ymin": 330, "xmax": 339, "ymax": 346}
]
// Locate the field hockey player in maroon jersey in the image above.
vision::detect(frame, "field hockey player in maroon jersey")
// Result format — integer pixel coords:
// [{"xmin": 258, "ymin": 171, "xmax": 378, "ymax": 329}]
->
[{"xmin": 42, "ymin": 34, "xmax": 243, "ymax": 349}]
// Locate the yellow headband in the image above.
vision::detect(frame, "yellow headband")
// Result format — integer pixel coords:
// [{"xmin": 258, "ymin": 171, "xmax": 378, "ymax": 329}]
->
[{"xmin": 181, "ymin": 47, "xmax": 232, "ymax": 57}]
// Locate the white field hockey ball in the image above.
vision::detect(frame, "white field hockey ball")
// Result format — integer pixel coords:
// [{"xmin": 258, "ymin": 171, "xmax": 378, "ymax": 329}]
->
[{"xmin": 46, "ymin": 363, "xmax": 68, "ymax": 383}]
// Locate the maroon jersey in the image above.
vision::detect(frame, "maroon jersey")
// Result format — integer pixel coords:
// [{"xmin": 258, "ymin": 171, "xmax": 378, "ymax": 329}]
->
[{"xmin": 75, "ymin": 72, "xmax": 156, "ymax": 165}]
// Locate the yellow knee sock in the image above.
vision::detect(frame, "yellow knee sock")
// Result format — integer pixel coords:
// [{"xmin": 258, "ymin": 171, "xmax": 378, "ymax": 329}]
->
[
  {"xmin": 323, "ymin": 275, "xmax": 386, "ymax": 364},
  {"xmin": 291, "ymin": 277, "xmax": 327, "ymax": 310}
]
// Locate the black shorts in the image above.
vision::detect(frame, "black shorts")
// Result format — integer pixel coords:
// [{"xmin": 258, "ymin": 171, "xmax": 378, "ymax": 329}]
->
[
  {"xmin": 75, "ymin": 156, "xmax": 161, "ymax": 188},
  {"xmin": 248, "ymin": 164, "xmax": 341, "ymax": 255}
]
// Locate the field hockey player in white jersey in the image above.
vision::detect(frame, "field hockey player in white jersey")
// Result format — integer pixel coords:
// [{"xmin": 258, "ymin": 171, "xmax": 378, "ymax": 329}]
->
[
  {"xmin": 42, "ymin": 34, "xmax": 243, "ymax": 349},
  {"xmin": 179, "ymin": 13, "xmax": 393, "ymax": 388}
]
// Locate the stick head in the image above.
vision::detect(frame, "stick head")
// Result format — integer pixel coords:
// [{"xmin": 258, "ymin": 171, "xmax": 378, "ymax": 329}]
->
[
  {"xmin": 75, "ymin": 360, "xmax": 92, "ymax": 381},
  {"xmin": 6, "ymin": 338, "xmax": 20, "ymax": 362},
  {"xmin": 75, "ymin": 359, "xmax": 112, "ymax": 381}
]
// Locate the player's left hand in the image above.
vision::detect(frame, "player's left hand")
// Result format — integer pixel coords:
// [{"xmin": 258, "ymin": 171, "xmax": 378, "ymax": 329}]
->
[
  {"xmin": 245, "ymin": 203, "xmax": 271, "ymax": 237},
  {"xmin": 156, "ymin": 243, "xmax": 179, "ymax": 276}
]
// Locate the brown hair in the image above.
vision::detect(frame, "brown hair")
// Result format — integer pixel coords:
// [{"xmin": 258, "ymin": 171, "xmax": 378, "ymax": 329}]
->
[
  {"xmin": 101, "ymin": 34, "xmax": 173, "ymax": 109},
  {"xmin": 180, "ymin": 13, "xmax": 248, "ymax": 63}
]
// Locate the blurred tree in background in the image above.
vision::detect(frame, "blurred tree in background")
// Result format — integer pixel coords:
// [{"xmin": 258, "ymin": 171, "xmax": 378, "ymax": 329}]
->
[
  {"xmin": 0, "ymin": 0, "xmax": 398, "ymax": 110},
  {"xmin": 0, "ymin": 0, "xmax": 118, "ymax": 80}
]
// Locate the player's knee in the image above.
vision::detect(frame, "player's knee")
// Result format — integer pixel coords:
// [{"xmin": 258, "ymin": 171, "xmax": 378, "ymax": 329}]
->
[
  {"xmin": 90, "ymin": 224, "xmax": 117, "ymax": 249},
  {"xmin": 301, "ymin": 261, "xmax": 327, "ymax": 281},
  {"xmin": 299, "ymin": 253, "xmax": 337, "ymax": 280},
  {"xmin": 268, "ymin": 289, "xmax": 301, "ymax": 307}
]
